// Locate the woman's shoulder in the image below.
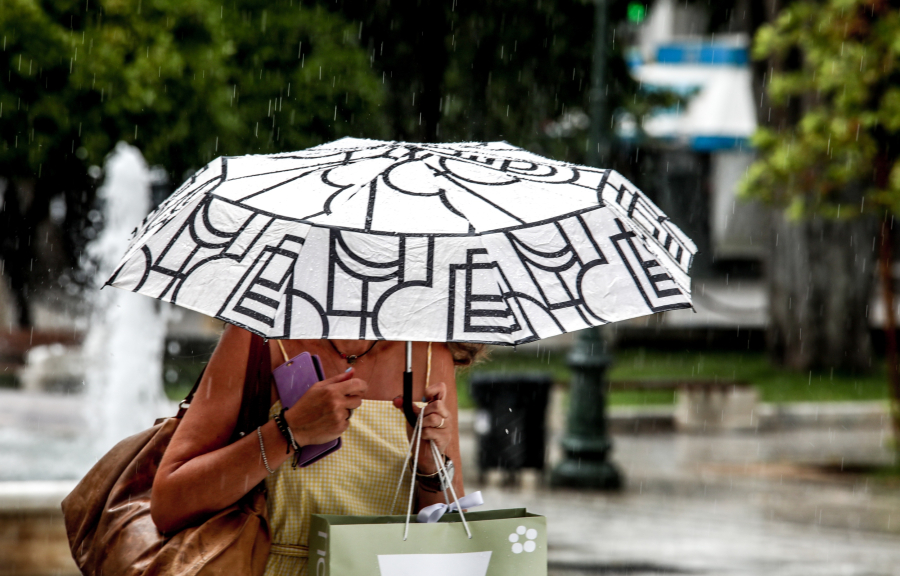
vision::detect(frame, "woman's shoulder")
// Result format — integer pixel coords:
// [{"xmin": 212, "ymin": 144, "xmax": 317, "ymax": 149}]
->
[{"xmin": 189, "ymin": 324, "xmax": 255, "ymax": 406}]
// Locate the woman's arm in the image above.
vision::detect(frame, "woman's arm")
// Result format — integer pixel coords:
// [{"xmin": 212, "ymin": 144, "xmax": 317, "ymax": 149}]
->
[{"xmin": 151, "ymin": 325, "xmax": 366, "ymax": 533}]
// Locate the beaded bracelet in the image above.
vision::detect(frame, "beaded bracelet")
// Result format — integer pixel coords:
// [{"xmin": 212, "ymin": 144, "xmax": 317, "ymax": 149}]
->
[{"xmin": 273, "ymin": 409, "xmax": 302, "ymax": 467}]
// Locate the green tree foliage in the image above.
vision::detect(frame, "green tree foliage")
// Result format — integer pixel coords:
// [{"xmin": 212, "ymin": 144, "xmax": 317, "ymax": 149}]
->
[
  {"xmin": 1, "ymin": 0, "xmax": 386, "ymax": 182},
  {"xmin": 3, "ymin": 0, "xmax": 226, "ymax": 182},
  {"xmin": 739, "ymin": 1, "xmax": 900, "ymax": 443},
  {"xmin": 0, "ymin": 0, "xmax": 385, "ymax": 325},
  {"xmin": 220, "ymin": 0, "xmax": 387, "ymax": 164},
  {"xmin": 740, "ymin": 0, "xmax": 900, "ymax": 217}
]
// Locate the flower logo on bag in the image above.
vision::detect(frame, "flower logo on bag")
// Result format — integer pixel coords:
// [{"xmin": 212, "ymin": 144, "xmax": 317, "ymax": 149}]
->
[{"xmin": 508, "ymin": 525, "xmax": 538, "ymax": 554}]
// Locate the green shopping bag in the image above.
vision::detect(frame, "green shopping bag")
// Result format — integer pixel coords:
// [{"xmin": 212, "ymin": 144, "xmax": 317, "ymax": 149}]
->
[
  {"xmin": 308, "ymin": 508, "xmax": 547, "ymax": 576},
  {"xmin": 307, "ymin": 398, "xmax": 547, "ymax": 575}
]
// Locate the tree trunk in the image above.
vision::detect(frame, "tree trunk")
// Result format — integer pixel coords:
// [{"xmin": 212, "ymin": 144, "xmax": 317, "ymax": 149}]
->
[
  {"xmin": 767, "ymin": 212, "xmax": 876, "ymax": 372},
  {"xmin": 0, "ymin": 179, "xmax": 35, "ymax": 327},
  {"xmin": 878, "ymin": 219, "xmax": 900, "ymax": 449},
  {"xmin": 419, "ymin": 1, "xmax": 448, "ymax": 142}
]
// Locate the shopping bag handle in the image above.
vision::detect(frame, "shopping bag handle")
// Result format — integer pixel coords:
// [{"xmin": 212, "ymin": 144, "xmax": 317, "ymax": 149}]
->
[
  {"xmin": 395, "ymin": 410, "xmax": 472, "ymax": 540},
  {"xmin": 389, "ymin": 343, "xmax": 472, "ymax": 540}
]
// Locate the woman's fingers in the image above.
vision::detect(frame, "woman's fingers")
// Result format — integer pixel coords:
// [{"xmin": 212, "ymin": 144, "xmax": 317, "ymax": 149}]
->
[
  {"xmin": 392, "ymin": 394, "xmax": 448, "ymax": 423},
  {"xmin": 418, "ymin": 426, "xmax": 450, "ymax": 453},
  {"xmin": 333, "ymin": 376, "xmax": 367, "ymax": 398},
  {"xmin": 421, "ymin": 401, "xmax": 449, "ymax": 426},
  {"xmin": 390, "ymin": 398, "xmax": 451, "ymax": 458},
  {"xmin": 393, "ymin": 382, "xmax": 451, "ymax": 455},
  {"xmin": 392, "ymin": 381, "xmax": 448, "ymax": 412},
  {"xmin": 285, "ymin": 372, "xmax": 368, "ymax": 446},
  {"xmin": 423, "ymin": 381, "xmax": 447, "ymax": 403},
  {"xmin": 391, "ymin": 395, "xmax": 427, "ymax": 414},
  {"xmin": 321, "ymin": 367, "xmax": 355, "ymax": 385},
  {"xmin": 423, "ymin": 412, "xmax": 447, "ymax": 428}
]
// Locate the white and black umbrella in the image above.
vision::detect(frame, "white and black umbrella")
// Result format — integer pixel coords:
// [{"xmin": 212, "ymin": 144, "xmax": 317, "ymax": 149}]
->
[{"xmin": 108, "ymin": 138, "xmax": 696, "ymax": 422}]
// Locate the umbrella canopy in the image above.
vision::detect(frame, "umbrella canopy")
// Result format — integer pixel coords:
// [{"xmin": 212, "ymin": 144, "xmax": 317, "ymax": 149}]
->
[{"xmin": 108, "ymin": 138, "xmax": 696, "ymax": 345}]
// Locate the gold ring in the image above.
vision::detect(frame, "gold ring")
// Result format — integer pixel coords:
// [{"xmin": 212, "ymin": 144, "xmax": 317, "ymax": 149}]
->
[{"xmin": 435, "ymin": 417, "xmax": 446, "ymax": 429}]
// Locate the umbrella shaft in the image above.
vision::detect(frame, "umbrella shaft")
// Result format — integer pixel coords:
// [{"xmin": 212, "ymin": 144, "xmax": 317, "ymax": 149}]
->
[{"xmin": 403, "ymin": 370, "xmax": 417, "ymax": 427}]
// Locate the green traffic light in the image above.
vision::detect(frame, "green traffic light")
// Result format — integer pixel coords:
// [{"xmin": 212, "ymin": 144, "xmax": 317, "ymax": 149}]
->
[{"xmin": 627, "ymin": 2, "xmax": 646, "ymax": 23}]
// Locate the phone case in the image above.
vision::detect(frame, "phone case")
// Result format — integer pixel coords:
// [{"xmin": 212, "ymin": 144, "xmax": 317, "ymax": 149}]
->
[{"xmin": 272, "ymin": 351, "xmax": 342, "ymax": 467}]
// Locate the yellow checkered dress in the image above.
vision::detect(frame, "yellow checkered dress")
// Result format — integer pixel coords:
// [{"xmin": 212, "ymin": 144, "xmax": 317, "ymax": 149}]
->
[{"xmin": 263, "ymin": 399, "xmax": 410, "ymax": 576}]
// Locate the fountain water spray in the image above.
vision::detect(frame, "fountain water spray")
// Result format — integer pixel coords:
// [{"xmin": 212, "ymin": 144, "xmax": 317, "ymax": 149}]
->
[{"xmin": 83, "ymin": 142, "xmax": 168, "ymax": 455}]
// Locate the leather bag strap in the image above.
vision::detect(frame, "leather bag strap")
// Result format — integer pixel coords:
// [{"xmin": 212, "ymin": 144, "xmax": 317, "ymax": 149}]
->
[
  {"xmin": 232, "ymin": 334, "xmax": 272, "ymax": 442},
  {"xmin": 174, "ymin": 333, "xmax": 271, "ymax": 440},
  {"xmin": 175, "ymin": 367, "xmax": 206, "ymax": 419}
]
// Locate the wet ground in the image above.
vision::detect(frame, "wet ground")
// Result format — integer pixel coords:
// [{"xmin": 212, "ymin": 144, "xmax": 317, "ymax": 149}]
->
[
  {"xmin": 467, "ymin": 426, "xmax": 900, "ymax": 576},
  {"xmin": 2, "ymin": 387, "xmax": 899, "ymax": 575}
]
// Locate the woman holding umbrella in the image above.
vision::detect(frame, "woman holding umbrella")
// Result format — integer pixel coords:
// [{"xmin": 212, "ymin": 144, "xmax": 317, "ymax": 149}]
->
[
  {"xmin": 151, "ymin": 326, "xmax": 480, "ymax": 575},
  {"xmin": 100, "ymin": 138, "xmax": 694, "ymax": 575}
]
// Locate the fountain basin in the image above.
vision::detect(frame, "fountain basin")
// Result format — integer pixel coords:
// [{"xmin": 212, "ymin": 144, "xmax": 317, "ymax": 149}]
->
[{"xmin": 0, "ymin": 481, "xmax": 78, "ymax": 576}]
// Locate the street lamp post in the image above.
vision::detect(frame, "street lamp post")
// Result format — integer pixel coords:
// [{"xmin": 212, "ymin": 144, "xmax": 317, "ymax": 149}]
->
[
  {"xmin": 550, "ymin": 327, "xmax": 622, "ymax": 489},
  {"xmin": 550, "ymin": 0, "xmax": 623, "ymax": 490},
  {"xmin": 586, "ymin": 0, "xmax": 609, "ymax": 167}
]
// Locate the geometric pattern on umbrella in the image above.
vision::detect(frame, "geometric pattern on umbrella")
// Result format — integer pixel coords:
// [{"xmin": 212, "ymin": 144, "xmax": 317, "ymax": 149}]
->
[{"xmin": 108, "ymin": 139, "xmax": 696, "ymax": 344}]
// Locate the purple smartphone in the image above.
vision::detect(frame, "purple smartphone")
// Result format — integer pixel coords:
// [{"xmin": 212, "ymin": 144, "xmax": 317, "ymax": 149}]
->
[{"xmin": 272, "ymin": 351, "xmax": 342, "ymax": 467}]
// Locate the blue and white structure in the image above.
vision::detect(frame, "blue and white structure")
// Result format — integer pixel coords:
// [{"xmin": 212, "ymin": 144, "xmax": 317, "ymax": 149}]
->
[
  {"xmin": 630, "ymin": 39, "xmax": 756, "ymax": 152},
  {"xmin": 627, "ymin": 23, "xmax": 763, "ymax": 261}
]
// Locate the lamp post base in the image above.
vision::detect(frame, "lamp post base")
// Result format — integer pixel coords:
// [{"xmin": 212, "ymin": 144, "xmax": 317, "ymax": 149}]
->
[
  {"xmin": 549, "ymin": 326, "xmax": 623, "ymax": 491},
  {"xmin": 550, "ymin": 458, "xmax": 622, "ymax": 490}
]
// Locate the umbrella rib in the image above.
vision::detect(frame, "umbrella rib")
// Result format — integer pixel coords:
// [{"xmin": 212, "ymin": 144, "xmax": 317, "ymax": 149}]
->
[
  {"xmin": 227, "ymin": 164, "xmax": 333, "ymax": 181},
  {"xmin": 434, "ymin": 168, "xmax": 526, "ymax": 226},
  {"xmin": 505, "ymin": 233, "xmax": 588, "ymax": 325},
  {"xmin": 507, "ymin": 231, "xmax": 577, "ymax": 259},
  {"xmin": 214, "ymin": 233, "xmax": 307, "ymax": 335},
  {"xmin": 124, "ymin": 175, "xmax": 221, "ymax": 263},
  {"xmin": 309, "ymin": 153, "xmax": 411, "ymax": 231},
  {"xmin": 234, "ymin": 153, "xmax": 373, "ymax": 203},
  {"xmin": 235, "ymin": 169, "xmax": 329, "ymax": 203},
  {"xmin": 190, "ymin": 197, "xmax": 235, "ymax": 245}
]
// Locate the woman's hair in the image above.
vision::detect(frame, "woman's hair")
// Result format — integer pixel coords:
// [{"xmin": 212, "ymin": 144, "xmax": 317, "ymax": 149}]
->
[{"xmin": 447, "ymin": 342, "xmax": 488, "ymax": 367}]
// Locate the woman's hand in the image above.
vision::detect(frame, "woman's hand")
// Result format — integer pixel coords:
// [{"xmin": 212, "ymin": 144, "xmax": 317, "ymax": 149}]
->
[
  {"xmin": 285, "ymin": 368, "xmax": 368, "ymax": 446},
  {"xmin": 392, "ymin": 380, "xmax": 451, "ymax": 474}
]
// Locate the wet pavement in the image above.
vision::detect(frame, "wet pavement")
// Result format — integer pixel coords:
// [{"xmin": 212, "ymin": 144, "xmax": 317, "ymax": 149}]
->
[
  {"xmin": 466, "ymin": 425, "xmax": 900, "ymax": 576},
  {"xmin": 501, "ymin": 486, "xmax": 900, "ymax": 576},
  {"xmin": 2, "ymin": 387, "xmax": 899, "ymax": 575}
]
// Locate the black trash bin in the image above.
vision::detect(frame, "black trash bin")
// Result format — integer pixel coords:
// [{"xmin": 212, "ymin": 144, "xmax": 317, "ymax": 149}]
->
[{"xmin": 469, "ymin": 372, "xmax": 552, "ymax": 484}]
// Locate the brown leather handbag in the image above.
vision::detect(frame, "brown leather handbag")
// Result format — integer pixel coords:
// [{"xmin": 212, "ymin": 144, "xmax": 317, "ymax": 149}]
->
[{"xmin": 62, "ymin": 335, "xmax": 273, "ymax": 576}]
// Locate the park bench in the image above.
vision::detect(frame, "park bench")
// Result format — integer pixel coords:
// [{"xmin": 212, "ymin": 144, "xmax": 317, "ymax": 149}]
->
[
  {"xmin": 607, "ymin": 379, "xmax": 758, "ymax": 432},
  {"xmin": 608, "ymin": 379, "xmax": 750, "ymax": 393},
  {"xmin": 0, "ymin": 329, "xmax": 82, "ymax": 364},
  {"xmin": 0, "ymin": 329, "xmax": 83, "ymax": 389}
]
